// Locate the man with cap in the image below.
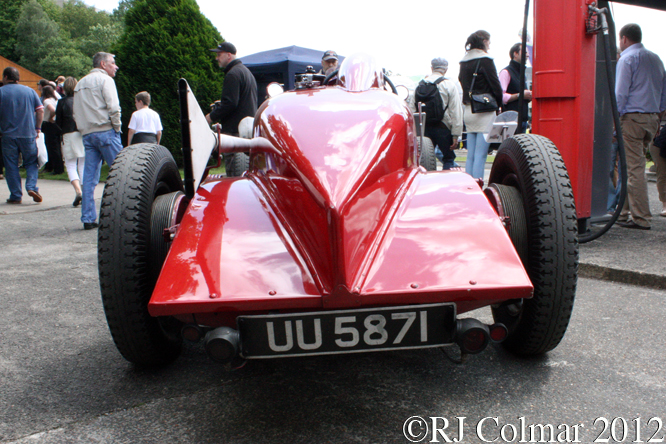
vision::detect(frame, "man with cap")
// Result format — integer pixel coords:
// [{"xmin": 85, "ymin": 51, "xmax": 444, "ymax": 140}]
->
[
  {"xmin": 205, "ymin": 41, "xmax": 257, "ymax": 137},
  {"xmin": 410, "ymin": 57, "xmax": 463, "ymax": 170},
  {"xmin": 318, "ymin": 50, "xmax": 339, "ymax": 75}
]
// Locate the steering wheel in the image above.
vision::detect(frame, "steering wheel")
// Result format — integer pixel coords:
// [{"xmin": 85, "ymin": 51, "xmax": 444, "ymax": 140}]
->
[
  {"xmin": 383, "ymin": 74, "xmax": 397, "ymax": 95},
  {"xmin": 323, "ymin": 69, "xmax": 339, "ymax": 85}
]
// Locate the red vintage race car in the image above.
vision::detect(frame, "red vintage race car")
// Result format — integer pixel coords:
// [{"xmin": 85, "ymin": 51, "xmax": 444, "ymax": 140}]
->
[{"xmin": 98, "ymin": 53, "xmax": 577, "ymax": 367}]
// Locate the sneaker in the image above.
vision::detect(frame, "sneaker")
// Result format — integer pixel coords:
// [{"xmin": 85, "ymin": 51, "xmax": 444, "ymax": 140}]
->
[
  {"xmin": 6, "ymin": 199, "xmax": 21, "ymax": 204},
  {"xmin": 83, "ymin": 222, "xmax": 99, "ymax": 230},
  {"xmin": 73, "ymin": 194, "xmax": 82, "ymax": 207},
  {"xmin": 27, "ymin": 190, "xmax": 42, "ymax": 203}
]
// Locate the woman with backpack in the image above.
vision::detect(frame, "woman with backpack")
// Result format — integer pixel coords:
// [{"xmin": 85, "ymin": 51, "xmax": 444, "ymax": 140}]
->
[{"xmin": 459, "ymin": 30, "xmax": 503, "ymax": 179}]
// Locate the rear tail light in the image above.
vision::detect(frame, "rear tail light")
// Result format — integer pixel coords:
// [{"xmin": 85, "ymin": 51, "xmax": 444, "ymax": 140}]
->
[
  {"xmin": 489, "ymin": 323, "xmax": 508, "ymax": 343},
  {"xmin": 181, "ymin": 324, "xmax": 204, "ymax": 342},
  {"xmin": 455, "ymin": 318, "xmax": 490, "ymax": 354}
]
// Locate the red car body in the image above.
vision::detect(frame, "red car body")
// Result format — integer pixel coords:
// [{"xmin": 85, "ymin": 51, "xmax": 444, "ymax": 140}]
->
[{"xmin": 148, "ymin": 54, "xmax": 533, "ymax": 329}]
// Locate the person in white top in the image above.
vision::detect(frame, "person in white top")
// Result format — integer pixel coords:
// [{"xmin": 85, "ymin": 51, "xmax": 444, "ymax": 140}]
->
[
  {"xmin": 127, "ymin": 91, "xmax": 163, "ymax": 145},
  {"xmin": 41, "ymin": 85, "xmax": 64, "ymax": 174}
]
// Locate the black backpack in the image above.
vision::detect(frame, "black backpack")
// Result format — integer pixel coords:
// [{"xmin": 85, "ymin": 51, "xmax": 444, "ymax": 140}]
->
[{"xmin": 414, "ymin": 77, "xmax": 447, "ymax": 124}]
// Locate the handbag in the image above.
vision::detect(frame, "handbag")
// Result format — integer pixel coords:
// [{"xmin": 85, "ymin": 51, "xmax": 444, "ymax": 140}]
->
[
  {"xmin": 469, "ymin": 59, "xmax": 499, "ymax": 114},
  {"xmin": 36, "ymin": 132, "xmax": 48, "ymax": 169}
]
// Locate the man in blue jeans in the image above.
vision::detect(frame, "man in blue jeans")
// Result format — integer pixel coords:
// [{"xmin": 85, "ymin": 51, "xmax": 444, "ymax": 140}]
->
[
  {"xmin": 73, "ymin": 52, "xmax": 123, "ymax": 230},
  {"xmin": 0, "ymin": 67, "xmax": 44, "ymax": 204}
]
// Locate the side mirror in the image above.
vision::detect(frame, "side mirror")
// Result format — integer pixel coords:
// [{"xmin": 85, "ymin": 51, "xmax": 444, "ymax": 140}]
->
[{"xmin": 267, "ymin": 82, "xmax": 284, "ymax": 98}]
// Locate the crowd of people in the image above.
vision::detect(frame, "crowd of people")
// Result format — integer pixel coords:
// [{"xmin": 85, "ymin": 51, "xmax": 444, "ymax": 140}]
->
[
  {"xmin": 1, "ymin": 26, "xmax": 665, "ymax": 231},
  {"xmin": 410, "ymin": 25, "xmax": 665, "ymax": 230},
  {"xmin": 0, "ymin": 52, "xmax": 164, "ymax": 229}
]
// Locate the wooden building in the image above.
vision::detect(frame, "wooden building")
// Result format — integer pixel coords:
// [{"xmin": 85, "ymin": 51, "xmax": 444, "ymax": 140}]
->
[{"xmin": 0, "ymin": 56, "xmax": 43, "ymax": 94}]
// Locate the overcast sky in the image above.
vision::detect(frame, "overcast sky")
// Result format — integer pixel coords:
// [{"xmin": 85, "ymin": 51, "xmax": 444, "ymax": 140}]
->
[{"xmin": 88, "ymin": 0, "xmax": 666, "ymax": 80}]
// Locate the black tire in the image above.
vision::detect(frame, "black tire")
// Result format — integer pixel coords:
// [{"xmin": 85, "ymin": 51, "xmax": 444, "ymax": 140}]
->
[
  {"xmin": 487, "ymin": 183, "xmax": 528, "ymax": 265},
  {"xmin": 487, "ymin": 134, "xmax": 578, "ymax": 355},
  {"xmin": 98, "ymin": 143, "xmax": 185, "ymax": 366},
  {"xmin": 225, "ymin": 152, "xmax": 250, "ymax": 177},
  {"xmin": 418, "ymin": 137, "xmax": 437, "ymax": 171}
]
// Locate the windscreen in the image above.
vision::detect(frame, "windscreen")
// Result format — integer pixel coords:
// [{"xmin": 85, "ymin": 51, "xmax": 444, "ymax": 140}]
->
[{"xmin": 338, "ymin": 53, "xmax": 384, "ymax": 92}]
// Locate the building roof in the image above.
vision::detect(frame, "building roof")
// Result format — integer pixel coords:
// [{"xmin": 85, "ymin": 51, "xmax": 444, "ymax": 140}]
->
[{"xmin": 0, "ymin": 55, "xmax": 44, "ymax": 94}]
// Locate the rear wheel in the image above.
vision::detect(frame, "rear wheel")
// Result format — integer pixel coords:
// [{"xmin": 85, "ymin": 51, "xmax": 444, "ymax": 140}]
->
[
  {"xmin": 225, "ymin": 152, "xmax": 250, "ymax": 177},
  {"xmin": 418, "ymin": 137, "xmax": 437, "ymax": 171},
  {"xmin": 487, "ymin": 134, "xmax": 578, "ymax": 355},
  {"xmin": 98, "ymin": 143, "xmax": 185, "ymax": 366}
]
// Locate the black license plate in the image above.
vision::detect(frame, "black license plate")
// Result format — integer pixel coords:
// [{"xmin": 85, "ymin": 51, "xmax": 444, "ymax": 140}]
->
[{"xmin": 237, "ymin": 303, "xmax": 456, "ymax": 359}]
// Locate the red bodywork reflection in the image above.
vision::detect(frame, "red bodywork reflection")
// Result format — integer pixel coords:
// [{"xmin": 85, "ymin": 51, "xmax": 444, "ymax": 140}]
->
[{"xmin": 149, "ymin": 68, "xmax": 532, "ymax": 325}]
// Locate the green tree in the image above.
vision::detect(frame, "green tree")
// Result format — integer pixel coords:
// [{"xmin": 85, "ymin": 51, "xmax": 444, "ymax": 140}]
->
[
  {"xmin": 61, "ymin": 0, "xmax": 111, "ymax": 40},
  {"xmin": 111, "ymin": 0, "xmax": 135, "ymax": 24},
  {"xmin": 35, "ymin": 0, "xmax": 61, "ymax": 24},
  {"xmin": 0, "ymin": 0, "xmax": 26, "ymax": 61},
  {"xmin": 15, "ymin": 0, "xmax": 89, "ymax": 79},
  {"xmin": 78, "ymin": 23, "xmax": 123, "ymax": 57},
  {"xmin": 113, "ymin": 0, "xmax": 225, "ymax": 162}
]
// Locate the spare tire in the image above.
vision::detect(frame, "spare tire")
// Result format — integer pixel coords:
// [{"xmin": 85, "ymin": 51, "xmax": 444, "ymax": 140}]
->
[
  {"xmin": 418, "ymin": 137, "xmax": 437, "ymax": 171},
  {"xmin": 98, "ymin": 143, "xmax": 185, "ymax": 366},
  {"xmin": 487, "ymin": 134, "xmax": 578, "ymax": 356},
  {"xmin": 225, "ymin": 152, "xmax": 250, "ymax": 177}
]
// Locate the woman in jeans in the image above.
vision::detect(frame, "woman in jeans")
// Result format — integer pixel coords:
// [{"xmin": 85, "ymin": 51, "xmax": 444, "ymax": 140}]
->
[
  {"xmin": 55, "ymin": 77, "xmax": 85, "ymax": 206},
  {"xmin": 459, "ymin": 30, "xmax": 503, "ymax": 179}
]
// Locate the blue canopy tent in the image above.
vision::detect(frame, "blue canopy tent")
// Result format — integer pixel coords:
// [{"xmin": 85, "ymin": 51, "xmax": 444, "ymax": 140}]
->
[{"xmin": 240, "ymin": 45, "xmax": 343, "ymax": 106}]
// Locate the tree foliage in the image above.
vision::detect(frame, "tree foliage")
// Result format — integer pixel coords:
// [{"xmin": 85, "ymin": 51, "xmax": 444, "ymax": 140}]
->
[
  {"xmin": 14, "ymin": 0, "xmax": 89, "ymax": 79},
  {"xmin": 113, "ymin": 0, "xmax": 225, "ymax": 162},
  {"xmin": 8, "ymin": 0, "xmax": 122, "ymax": 81},
  {"xmin": 60, "ymin": 0, "xmax": 112, "ymax": 40},
  {"xmin": 0, "ymin": 0, "xmax": 26, "ymax": 62}
]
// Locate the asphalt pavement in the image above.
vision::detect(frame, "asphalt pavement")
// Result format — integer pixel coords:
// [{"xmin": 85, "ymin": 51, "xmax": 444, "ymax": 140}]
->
[
  {"xmin": 0, "ymin": 171, "xmax": 665, "ymax": 443},
  {"xmin": 0, "ymin": 178, "xmax": 103, "ymax": 217}
]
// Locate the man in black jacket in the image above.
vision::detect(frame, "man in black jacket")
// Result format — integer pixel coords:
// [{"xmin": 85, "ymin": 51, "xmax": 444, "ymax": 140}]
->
[{"xmin": 206, "ymin": 42, "xmax": 257, "ymax": 136}]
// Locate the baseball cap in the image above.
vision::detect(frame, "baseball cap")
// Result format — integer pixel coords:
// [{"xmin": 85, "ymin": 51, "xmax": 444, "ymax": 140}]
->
[
  {"xmin": 210, "ymin": 42, "xmax": 237, "ymax": 54},
  {"xmin": 322, "ymin": 50, "xmax": 338, "ymax": 61},
  {"xmin": 431, "ymin": 57, "xmax": 449, "ymax": 70}
]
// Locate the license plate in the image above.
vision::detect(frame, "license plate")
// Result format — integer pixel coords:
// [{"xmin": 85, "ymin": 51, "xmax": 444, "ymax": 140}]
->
[{"xmin": 237, "ymin": 303, "xmax": 456, "ymax": 359}]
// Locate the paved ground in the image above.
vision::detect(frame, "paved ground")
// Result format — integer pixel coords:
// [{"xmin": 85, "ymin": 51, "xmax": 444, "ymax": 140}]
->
[
  {"xmin": 0, "ymin": 172, "xmax": 664, "ymax": 443},
  {"xmin": 0, "ymin": 179, "xmax": 103, "ymax": 217}
]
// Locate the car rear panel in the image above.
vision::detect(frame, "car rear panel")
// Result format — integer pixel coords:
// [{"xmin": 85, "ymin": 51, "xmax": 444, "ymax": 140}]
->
[{"xmin": 148, "ymin": 171, "xmax": 533, "ymax": 320}]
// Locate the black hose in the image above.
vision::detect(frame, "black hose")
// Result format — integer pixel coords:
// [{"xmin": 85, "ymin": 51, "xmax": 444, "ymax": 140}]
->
[{"xmin": 579, "ymin": 6, "xmax": 628, "ymax": 243}]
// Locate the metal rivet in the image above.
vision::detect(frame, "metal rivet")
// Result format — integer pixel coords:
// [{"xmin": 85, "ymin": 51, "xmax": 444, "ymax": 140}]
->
[
  {"xmin": 469, "ymin": 280, "xmax": 477, "ymax": 285},
  {"xmin": 209, "ymin": 293, "xmax": 220, "ymax": 299},
  {"xmin": 410, "ymin": 283, "xmax": 419, "ymax": 289},
  {"xmin": 269, "ymin": 290, "xmax": 277, "ymax": 295}
]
